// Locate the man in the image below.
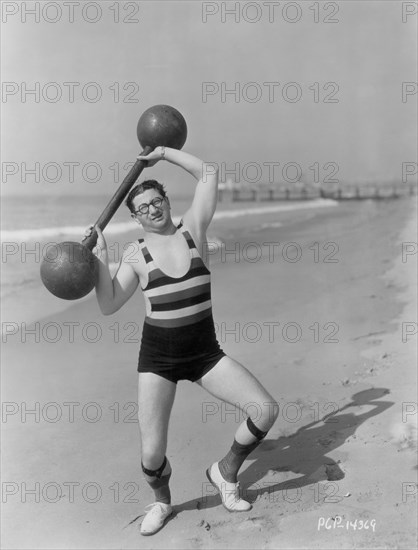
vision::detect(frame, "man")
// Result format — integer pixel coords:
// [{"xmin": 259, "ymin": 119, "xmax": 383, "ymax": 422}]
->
[{"xmin": 88, "ymin": 146, "xmax": 279, "ymax": 536}]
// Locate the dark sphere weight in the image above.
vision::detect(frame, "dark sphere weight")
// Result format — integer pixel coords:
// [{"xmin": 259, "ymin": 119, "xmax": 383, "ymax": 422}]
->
[
  {"xmin": 40, "ymin": 242, "xmax": 98, "ymax": 300},
  {"xmin": 137, "ymin": 105, "xmax": 187, "ymax": 150}
]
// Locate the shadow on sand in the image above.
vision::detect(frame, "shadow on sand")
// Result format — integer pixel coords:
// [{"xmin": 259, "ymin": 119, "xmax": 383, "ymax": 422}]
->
[{"xmin": 174, "ymin": 387, "xmax": 393, "ymax": 515}]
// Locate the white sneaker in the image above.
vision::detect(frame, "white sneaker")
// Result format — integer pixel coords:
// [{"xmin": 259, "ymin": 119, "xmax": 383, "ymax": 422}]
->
[
  {"xmin": 206, "ymin": 462, "xmax": 252, "ymax": 512},
  {"xmin": 140, "ymin": 502, "xmax": 173, "ymax": 536}
]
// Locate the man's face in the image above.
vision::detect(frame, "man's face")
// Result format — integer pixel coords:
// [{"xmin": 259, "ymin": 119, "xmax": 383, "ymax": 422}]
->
[{"xmin": 131, "ymin": 189, "xmax": 171, "ymax": 232}]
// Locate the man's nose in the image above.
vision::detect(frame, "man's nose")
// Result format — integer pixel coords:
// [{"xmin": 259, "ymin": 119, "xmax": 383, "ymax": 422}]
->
[{"xmin": 149, "ymin": 202, "xmax": 160, "ymax": 214}]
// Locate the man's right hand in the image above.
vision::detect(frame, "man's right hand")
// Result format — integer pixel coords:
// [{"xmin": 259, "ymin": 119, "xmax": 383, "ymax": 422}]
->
[{"xmin": 84, "ymin": 225, "xmax": 107, "ymax": 260}]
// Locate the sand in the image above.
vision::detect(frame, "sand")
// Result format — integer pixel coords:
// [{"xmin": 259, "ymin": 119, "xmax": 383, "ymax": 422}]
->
[{"xmin": 1, "ymin": 197, "xmax": 417, "ymax": 549}]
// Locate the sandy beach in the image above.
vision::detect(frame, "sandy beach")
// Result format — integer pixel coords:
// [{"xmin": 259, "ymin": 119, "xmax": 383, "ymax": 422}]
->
[{"xmin": 1, "ymin": 196, "xmax": 417, "ymax": 549}]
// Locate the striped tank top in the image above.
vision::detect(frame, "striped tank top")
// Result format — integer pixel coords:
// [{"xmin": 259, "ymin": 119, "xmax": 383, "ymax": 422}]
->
[{"xmin": 138, "ymin": 227, "xmax": 213, "ymax": 329}]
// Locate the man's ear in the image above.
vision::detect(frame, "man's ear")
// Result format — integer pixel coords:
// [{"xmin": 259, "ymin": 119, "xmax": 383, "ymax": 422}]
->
[{"xmin": 131, "ymin": 213, "xmax": 142, "ymax": 226}]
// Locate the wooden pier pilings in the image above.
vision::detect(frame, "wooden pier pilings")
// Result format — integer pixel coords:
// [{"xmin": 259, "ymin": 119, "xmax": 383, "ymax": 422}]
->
[{"xmin": 218, "ymin": 183, "xmax": 417, "ymax": 202}]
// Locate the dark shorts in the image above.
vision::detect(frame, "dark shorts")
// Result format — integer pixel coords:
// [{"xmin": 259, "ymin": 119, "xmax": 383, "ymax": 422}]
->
[{"xmin": 138, "ymin": 314, "xmax": 226, "ymax": 384}]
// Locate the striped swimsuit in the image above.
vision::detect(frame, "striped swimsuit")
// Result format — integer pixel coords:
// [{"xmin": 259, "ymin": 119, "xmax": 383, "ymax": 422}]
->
[{"xmin": 137, "ymin": 225, "xmax": 225, "ymax": 383}]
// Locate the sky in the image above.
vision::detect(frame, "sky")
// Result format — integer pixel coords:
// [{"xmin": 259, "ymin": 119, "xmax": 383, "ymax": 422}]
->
[{"xmin": 1, "ymin": 0, "xmax": 417, "ymax": 197}]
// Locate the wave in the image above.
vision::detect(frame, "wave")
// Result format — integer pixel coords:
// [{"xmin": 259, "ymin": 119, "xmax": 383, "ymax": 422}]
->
[
  {"xmin": 1, "ymin": 199, "xmax": 337, "ymax": 241},
  {"xmin": 254, "ymin": 221, "xmax": 283, "ymax": 231},
  {"xmin": 0, "ymin": 221, "xmax": 139, "ymax": 242},
  {"xmin": 212, "ymin": 198, "xmax": 338, "ymax": 219}
]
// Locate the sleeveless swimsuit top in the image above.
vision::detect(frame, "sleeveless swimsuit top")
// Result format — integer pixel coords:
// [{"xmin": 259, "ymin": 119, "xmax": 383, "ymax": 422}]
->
[{"xmin": 138, "ymin": 227, "xmax": 213, "ymax": 329}]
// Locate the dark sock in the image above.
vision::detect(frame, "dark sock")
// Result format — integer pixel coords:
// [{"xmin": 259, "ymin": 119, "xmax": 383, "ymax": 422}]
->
[
  {"xmin": 218, "ymin": 418, "xmax": 269, "ymax": 483},
  {"xmin": 218, "ymin": 439, "xmax": 260, "ymax": 483},
  {"xmin": 147, "ymin": 474, "xmax": 171, "ymax": 504},
  {"xmin": 142, "ymin": 457, "xmax": 172, "ymax": 504}
]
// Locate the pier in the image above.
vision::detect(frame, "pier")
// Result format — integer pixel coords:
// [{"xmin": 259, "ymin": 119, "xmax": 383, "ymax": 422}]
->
[{"xmin": 218, "ymin": 182, "xmax": 417, "ymax": 202}]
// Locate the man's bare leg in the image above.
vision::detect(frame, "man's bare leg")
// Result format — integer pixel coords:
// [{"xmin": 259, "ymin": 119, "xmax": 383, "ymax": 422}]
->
[
  {"xmin": 197, "ymin": 356, "xmax": 279, "ymax": 510},
  {"xmin": 137, "ymin": 373, "xmax": 176, "ymax": 534}
]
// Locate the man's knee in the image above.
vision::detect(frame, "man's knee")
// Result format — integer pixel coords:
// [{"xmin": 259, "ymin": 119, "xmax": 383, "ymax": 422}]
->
[
  {"xmin": 258, "ymin": 400, "xmax": 279, "ymax": 430},
  {"xmin": 141, "ymin": 449, "xmax": 167, "ymax": 471}
]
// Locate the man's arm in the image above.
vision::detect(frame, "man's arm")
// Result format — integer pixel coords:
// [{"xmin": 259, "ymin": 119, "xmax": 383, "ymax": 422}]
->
[
  {"xmin": 89, "ymin": 226, "xmax": 140, "ymax": 315},
  {"xmin": 138, "ymin": 147, "xmax": 219, "ymax": 234}
]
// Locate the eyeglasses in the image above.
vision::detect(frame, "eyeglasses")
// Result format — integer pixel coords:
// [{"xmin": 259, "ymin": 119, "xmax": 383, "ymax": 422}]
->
[{"xmin": 134, "ymin": 196, "xmax": 166, "ymax": 215}]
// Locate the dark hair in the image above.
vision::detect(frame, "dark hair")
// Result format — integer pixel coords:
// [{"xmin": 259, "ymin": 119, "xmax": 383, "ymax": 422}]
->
[{"xmin": 125, "ymin": 180, "xmax": 167, "ymax": 213}]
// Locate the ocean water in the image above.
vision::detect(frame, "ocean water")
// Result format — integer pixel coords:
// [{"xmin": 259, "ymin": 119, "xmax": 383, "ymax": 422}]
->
[
  {"xmin": 1, "ymin": 193, "xmax": 337, "ymax": 238},
  {"xmin": 1, "ymin": 193, "xmax": 338, "ymax": 318}
]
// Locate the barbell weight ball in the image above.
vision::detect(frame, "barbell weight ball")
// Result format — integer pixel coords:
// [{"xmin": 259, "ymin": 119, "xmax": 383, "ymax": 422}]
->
[
  {"xmin": 40, "ymin": 242, "xmax": 98, "ymax": 300},
  {"xmin": 137, "ymin": 104, "xmax": 187, "ymax": 150}
]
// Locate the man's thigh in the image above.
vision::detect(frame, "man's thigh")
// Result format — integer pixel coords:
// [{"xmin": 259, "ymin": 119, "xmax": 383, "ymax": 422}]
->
[{"xmin": 195, "ymin": 355, "xmax": 275, "ymax": 410}]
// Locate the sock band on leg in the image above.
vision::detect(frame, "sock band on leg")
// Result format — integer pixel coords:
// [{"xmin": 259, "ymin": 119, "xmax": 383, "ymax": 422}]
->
[
  {"xmin": 246, "ymin": 417, "xmax": 268, "ymax": 440},
  {"xmin": 142, "ymin": 457, "xmax": 167, "ymax": 479}
]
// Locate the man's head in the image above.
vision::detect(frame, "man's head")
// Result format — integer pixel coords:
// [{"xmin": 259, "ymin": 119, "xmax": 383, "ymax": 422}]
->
[
  {"xmin": 125, "ymin": 180, "xmax": 167, "ymax": 212},
  {"xmin": 126, "ymin": 180, "xmax": 172, "ymax": 233}
]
